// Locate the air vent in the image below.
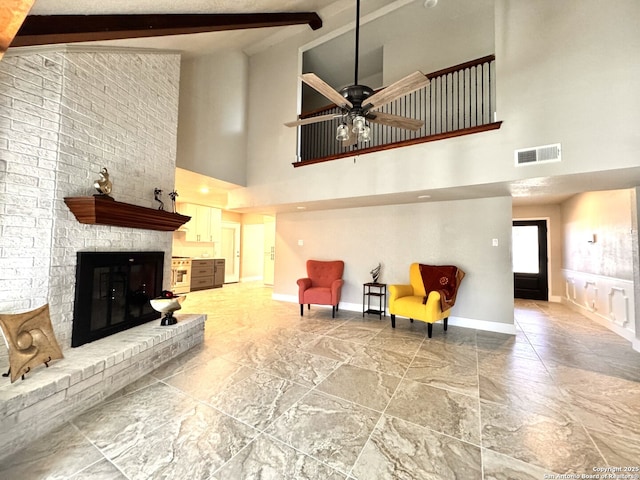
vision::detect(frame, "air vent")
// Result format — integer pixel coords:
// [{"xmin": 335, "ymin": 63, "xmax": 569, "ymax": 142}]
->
[{"xmin": 515, "ymin": 143, "xmax": 561, "ymax": 166}]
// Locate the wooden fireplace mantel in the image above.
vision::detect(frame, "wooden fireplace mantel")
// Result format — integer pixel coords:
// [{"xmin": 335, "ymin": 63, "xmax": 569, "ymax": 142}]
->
[{"xmin": 64, "ymin": 195, "xmax": 191, "ymax": 231}]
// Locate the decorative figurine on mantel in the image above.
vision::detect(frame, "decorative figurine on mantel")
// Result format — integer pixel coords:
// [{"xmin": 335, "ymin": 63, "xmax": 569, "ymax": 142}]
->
[
  {"xmin": 93, "ymin": 167, "xmax": 112, "ymax": 197},
  {"xmin": 370, "ymin": 263, "xmax": 382, "ymax": 283},
  {"xmin": 154, "ymin": 188, "xmax": 165, "ymax": 211},
  {"xmin": 168, "ymin": 190, "xmax": 178, "ymax": 213}
]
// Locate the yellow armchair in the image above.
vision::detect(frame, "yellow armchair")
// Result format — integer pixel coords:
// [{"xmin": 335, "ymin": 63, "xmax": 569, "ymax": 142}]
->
[{"xmin": 389, "ymin": 263, "xmax": 464, "ymax": 338}]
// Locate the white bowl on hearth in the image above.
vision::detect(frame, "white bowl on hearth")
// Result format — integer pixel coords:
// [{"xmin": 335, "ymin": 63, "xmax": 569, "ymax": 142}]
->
[{"xmin": 150, "ymin": 295, "xmax": 186, "ymax": 325}]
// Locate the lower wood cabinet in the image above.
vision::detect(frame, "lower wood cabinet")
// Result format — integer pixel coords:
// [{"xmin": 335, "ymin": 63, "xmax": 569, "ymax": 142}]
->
[{"xmin": 191, "ymin": 259, "xmax": 225, "ymax": 291}]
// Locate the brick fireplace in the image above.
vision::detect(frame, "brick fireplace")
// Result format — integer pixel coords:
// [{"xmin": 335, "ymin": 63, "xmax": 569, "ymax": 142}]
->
[
  {"xmin": 0, "ymin": 47, "xmax": 205, "ymax": 459},
  {"xmin": 0, "ymin": 46, "xmax": 181, "ymax": 347}
]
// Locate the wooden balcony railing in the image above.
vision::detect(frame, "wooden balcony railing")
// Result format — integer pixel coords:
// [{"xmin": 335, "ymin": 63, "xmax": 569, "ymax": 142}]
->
[{"xmin": 293, "ymin": 55, "xmax": 501, "ymax": 167}]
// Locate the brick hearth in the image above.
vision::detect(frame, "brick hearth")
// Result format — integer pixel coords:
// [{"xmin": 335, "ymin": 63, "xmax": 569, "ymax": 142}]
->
[{"xmin": 0, "ymin": 313, "xmax": 205, "ymax": 461}]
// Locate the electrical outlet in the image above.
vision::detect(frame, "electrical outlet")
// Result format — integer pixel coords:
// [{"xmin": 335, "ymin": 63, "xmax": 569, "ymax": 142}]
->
[{"xmin": 492, "ymin": 238, "xmax": 499, "ymax": 247}]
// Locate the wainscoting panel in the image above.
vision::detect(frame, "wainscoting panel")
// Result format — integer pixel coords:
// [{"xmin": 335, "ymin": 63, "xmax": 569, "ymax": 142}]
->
[{"xmin": 563, "ymin": 269, "xmax": 635, "ymax": 340}]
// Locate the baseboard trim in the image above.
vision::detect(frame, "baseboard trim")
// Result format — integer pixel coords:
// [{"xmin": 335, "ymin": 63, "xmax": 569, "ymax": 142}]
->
[
  {"xmin": 447, "ymin": 316, "xmax": 517, "ymax": 335},
  {"xmin": 272, "ymin": 294, "xmax": 516, "ymax": 335}
]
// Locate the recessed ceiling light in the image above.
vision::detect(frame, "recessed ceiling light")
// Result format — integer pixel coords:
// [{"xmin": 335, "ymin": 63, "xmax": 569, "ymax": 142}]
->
[
  {"xmin": 424, "ymin": 0, "xmax": 438, "ymax": 7},
  {"xmin": 296, "ymin": 206, "xmax": 306, "ymax": 210},
  {"xmin": 199, "ymin": 187, "xmax": 209, "ymax": 194},
  {"xmin": 418, "ymin": 194, "xmax": 431, "ymax": 199}
]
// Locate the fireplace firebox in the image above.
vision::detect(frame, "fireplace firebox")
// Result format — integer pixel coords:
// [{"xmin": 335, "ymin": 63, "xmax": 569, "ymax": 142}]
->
[{"xmin": 72, "ymin": 251, "xmax": 164, "ymax": 347}]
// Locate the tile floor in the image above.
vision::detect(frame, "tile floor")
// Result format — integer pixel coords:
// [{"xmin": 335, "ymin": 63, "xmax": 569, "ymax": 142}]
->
[{"xmin": 1, "ymin": 282, "xmax": 640, "ymax": 479}]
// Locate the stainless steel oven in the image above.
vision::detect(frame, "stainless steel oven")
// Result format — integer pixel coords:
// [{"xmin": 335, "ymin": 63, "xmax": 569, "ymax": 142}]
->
[{"xmin": 170, "ymin": 257, "xmax": 192, "ymax": 294}]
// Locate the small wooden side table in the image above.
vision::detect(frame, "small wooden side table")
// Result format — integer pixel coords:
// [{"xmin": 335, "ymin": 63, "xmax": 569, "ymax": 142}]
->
[{"xmin": 363, "ymin": 282, "xmax": 387, "ymax": 319}]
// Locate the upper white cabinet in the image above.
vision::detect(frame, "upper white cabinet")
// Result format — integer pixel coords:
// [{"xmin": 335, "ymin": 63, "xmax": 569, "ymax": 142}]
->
[{"xmin": 178, "ymin": 203, "xmax": 222, "ymax": 243}]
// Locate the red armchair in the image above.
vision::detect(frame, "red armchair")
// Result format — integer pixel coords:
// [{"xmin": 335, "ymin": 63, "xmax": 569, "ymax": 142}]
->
[{"xmin": 297, "ymin": 260, "xmax": 345, "ymax": 318}]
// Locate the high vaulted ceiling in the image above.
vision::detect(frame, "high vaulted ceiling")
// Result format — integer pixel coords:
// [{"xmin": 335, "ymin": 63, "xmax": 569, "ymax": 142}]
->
[{"xmin": 9, "ymin": 0, "xmax": 343, "ymax": 58}]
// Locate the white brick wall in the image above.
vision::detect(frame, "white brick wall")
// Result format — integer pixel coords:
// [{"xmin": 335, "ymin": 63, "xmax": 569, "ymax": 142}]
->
[{"xmin": 0, "ymin": 48, "xmax": 181, "ymax": 349}]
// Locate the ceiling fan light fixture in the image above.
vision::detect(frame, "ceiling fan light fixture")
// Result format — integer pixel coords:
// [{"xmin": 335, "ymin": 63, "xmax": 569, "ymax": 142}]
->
[
  {"xmin": 352, "ymin": 115, "xmax": 367, "ymax": 134},
  {"xmin": 360, "ymin": 125, "xmax": 371, "ymax": 142},
  {"xmin": 336, "ymin": 123, "xmax": 350, "ymax": 141}
]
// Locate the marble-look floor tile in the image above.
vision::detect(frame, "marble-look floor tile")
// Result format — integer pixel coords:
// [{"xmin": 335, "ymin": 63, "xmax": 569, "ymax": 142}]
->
[
  {"xmin": 366, "ymin": 330, "xmax": 425, "ymax": 356},
  {"xmin": 547, "ymin": 363, "xmax": 640, "ymax": 440},
  {"xmin": 261, "ymin": 328, "xmax": 319, "ymax": 349},
  {"xmin": 109, "ymin": 402, "xmax": 258, "ymax": 480},
  {"xmin": 69, "ymin": 459, "xmax": 128, "ymax": 480},
  {"xmin": 347, "ymin": 344, "xmax": 413, "ymax": 378},
  {"xmin": 302, "ymin": 335, "xmax": 361, "ymax": 361},
  {"xmin": 478, "ymin": 350, "xmax": 552, "ymax": 384},
  {"xmin": 386, "ymin": 378, "xmax": 480, "ymax": 444},
  {"xmin": 480, "ymin": 400, "xmax": 604, "ymax": 474},
  {"xmin": 408, "ymin": 345, "xmax": 478, "ymax": 396},
  {"xmin": 9, "ymin": 285, "xmax": 640, "ymax": 480},
  {"xmin": 587, "ymin": 428, "xmax": 640, "ymax": 466},
  {"xmin": 261, "ymin": 349, "xmax": 342, "ymax": 387},
  {"xmin": 316, "ymin": 364, "xmax": 401, "ymax": 411},
  {"xmin": 0, "ymin": 423, "xmax": 103, "ymax": 480},
  {"xmin": 326, "ymin": 324, "xmax": 383, "ymax": 344},
  {"xmin": 482, "ymin": 448, "xmax": 556, "ymax": 480},
  {"xmin": 291, "ymin": 317, "xmax": 346, "ymax": 335},
  {"xmin": 351, "ymin": 414, "xmax": 482, "ymax": 480},
  {"xmin": 71, "ymin": 382, "xmax": 198, "ymax": 459},
  {"xmin": 478, "ymin": 374, "xmax": 573, "ymax": 420},
  {"xmin": 220, "ymin": 339, "xmax": 296, "ymax": 369},
  {"xmin": 164, "ymin": 355, "xmax": 254, "ymax": 403},
  {"xmin": 211, "ymin": 434, "xmax": 347, "ymax": 480},
  {"xmin": 208, "ymin": 370, "xmax": 310, "ymax": 430},
  {"xmin": 476, "ymin": 331, "xmax": 540, "ymax": 360},
  {"xmin": 265, "ymin": 390, "xmax": 380, "ymax": 473}
]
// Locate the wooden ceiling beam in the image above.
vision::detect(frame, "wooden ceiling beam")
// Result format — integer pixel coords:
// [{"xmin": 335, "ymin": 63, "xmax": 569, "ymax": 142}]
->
[
  {"xmin": 0, "ymin": 0, "xmax": 36, "ymax": 59},
  {"xmin": 11, "ymin": 12, "xmax": 323, "ymax": 47}
]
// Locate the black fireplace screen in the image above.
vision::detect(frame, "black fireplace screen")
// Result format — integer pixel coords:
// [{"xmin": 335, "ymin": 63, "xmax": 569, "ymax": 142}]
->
[{"xmin": 72, "ymin": 251, "xmax": 164, "ymax": 347}]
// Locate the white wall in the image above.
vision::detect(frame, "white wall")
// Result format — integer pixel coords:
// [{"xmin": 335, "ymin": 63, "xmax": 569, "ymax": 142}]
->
[
  {"xmin": 382, "ymin": 0, "xmax": 494, "ymax": 83},
  {"xmin": 275, "ymin": 196, "xmax": 515, "ymax": 331},
  {"xmin": 561, "ymin": 190, "xmax": 636, "ymax": 340},
  {"xmin": 495, "ymin": 0, "xmax": 640, "ymax": 171},
  {"xmin": 176, "ymin": 50, "xmax": 248, "ymax": 186},
  {"xmin": 0, "ymin": 48, "xmax": 181, "ymax": 348}
]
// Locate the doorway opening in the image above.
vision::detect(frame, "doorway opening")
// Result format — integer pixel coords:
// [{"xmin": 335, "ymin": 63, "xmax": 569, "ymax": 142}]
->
[
  {"xmin": 513, "ymin": 219, "xmax": 549, "ymax": 300},
  {"xmin": 221, "ymin": 222, "xmax": 240, "ymax": 283}
]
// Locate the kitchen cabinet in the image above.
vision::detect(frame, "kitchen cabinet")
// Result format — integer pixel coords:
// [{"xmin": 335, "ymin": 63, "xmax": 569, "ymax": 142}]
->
[
  {"xmin": 178, "ymin": 203, "xmax": 222, "ymax": 243},
  {"xmin": 213, "ymin": 259, "xmax": 225, "ymax": 287},
  {"xmin": 190, "ymin": 259, "xmax": 215, "ymax": 291},
  {"xmin": 190, "ymin": 258, "xmax": 225, "ymax": 291}
]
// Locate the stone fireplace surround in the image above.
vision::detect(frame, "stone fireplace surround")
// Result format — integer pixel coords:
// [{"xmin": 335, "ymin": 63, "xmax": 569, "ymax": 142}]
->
[{"xmin": 0, "ymin": 47, "xmax": 207, "ymax": 458}]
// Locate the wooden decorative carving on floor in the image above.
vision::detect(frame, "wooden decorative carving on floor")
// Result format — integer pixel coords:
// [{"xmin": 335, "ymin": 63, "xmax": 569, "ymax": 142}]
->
[{"xmin": 0, "ymin": 304, "xmax": 63, "ymax": 383}]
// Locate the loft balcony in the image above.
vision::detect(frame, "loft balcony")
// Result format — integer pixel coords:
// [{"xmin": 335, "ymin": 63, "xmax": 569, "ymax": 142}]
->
[{"xmin": 292, "ymin": 55, "xmax": 501, "ymax": 167}]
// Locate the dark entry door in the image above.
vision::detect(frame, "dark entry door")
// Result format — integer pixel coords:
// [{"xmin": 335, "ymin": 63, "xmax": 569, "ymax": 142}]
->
[{"xmin": 512, "ymin": 220, "xmax": 549, "ymax": 300}]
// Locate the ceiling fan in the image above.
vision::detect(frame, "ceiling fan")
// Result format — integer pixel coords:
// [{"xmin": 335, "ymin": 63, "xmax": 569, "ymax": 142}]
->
[{"xmin": 285, "ymin": 0, "xmax": 430, "ymax": 146}]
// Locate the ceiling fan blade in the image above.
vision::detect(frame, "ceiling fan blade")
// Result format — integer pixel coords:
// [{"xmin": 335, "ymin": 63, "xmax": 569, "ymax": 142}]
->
[
  {"xmin": 300, "ymin": 73, "xmax": 353, "ymax": 109},
  {"xmin": 367, "ymin": 111, "xmax": 424, "ymax": 131},
  {"xmin": 284, "ymin": 113, "xmax": 339, "ymax": 127},
  {"xmin": 365, "ymin": 71, "xmax": 430, "ymax": 110}
]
